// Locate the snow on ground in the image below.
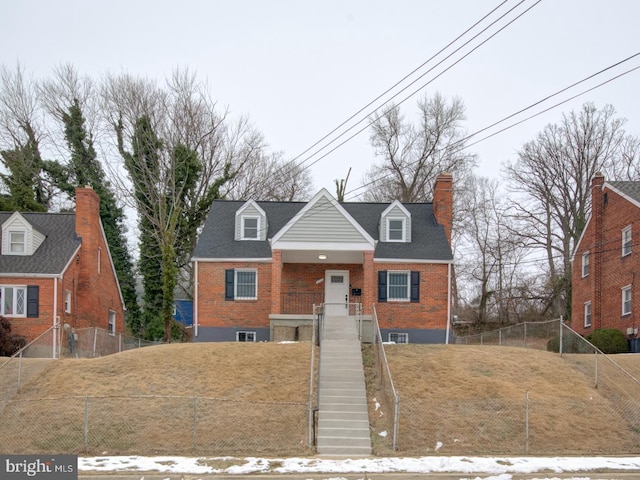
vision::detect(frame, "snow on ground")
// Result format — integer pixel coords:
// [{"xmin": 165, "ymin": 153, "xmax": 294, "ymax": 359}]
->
[{"xmin": 79, "ymin": 455, "xmax": 640, "ymax": 479}]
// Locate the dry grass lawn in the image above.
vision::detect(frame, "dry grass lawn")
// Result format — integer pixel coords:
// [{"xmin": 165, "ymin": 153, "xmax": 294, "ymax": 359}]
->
[
  {"xmin": 370, "ymin": 344, "xmax": 640, "ymax": 456},
  {"xmin": 2, "ymin": 342, "xmax": 640, "ymax": 456}
]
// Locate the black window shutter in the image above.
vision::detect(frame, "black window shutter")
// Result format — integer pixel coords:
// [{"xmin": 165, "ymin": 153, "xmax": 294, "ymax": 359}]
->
[
  {"xmin": 27, "ymin": 285, "xmax": 39, "ymax": 317},
  {"xmin": 378, "ymin": 270, "xmax": 387, "ymax": 302},
  {"xmin": 225, "ymin": 269, "xmax": 235, "ymax": 301},
  {"xmin": 410, "ymin": 271, "xmax": 420, "ymax": 303}
]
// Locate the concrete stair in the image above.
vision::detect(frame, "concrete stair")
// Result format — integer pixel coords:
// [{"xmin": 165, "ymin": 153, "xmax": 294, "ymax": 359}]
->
[{"xmin": 316, "ymin": 315, "xmax": 371, "ymax": 456}]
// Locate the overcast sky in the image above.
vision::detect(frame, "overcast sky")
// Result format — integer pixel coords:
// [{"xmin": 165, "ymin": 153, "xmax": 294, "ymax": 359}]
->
[{"xmin": 1, "ymin": 0, "xmax": 639, "ymax": 198}]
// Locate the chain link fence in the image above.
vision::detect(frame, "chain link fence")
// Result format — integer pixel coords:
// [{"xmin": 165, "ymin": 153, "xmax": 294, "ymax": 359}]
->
[
  {"xmin": 452, "ymin": 318, "xmax": 561, "ymax": 350},
  {"xmin": 0, "ymin": 395, "xmax": 309, "ymax": 456}
]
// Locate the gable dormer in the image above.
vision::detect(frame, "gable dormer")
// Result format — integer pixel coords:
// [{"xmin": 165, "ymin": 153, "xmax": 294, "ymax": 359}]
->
[
  {"xmin": 380, "ymin": 200, "xmax": 411, "ymax": 243},
  {"xmin": 1, "ymin": 212, "xmax": 45, "ymax": 256},
  {"xmin": 235, "ymin": 200, "xmax": 267, "ymax": 241}
]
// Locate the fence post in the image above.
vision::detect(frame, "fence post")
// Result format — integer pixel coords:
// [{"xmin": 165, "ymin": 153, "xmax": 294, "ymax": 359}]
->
[
  {"xmin": 525, "ymin": 390, "xmax": 529, "ymax": 454},
  {"xmin": 499, "ymin": 329, "xmax": 502, "ymax": 346},
  {"xmin": 93, "ymin": 328, "xmax": 98, "ymax": 357},
  {"xmin": 559, "ymin": 320, "xmax": 564, "ymax": 356},
  {"xmin": 393, "ymin": 394, "xmax": 400, "ymax": 451},
  {"xmin": 595, "ymin": 351, "xmax": 599, "ymax": 389},
  {"xmin": 193, "ymin": 396, "xmax": 198, "ymax": 450},
  {"xmin": 524, "ymin": 322, "xmax": 528, "ymax": 349},
  {"xmin": 84, "ymin": 396, "xmax": 89, "ymax": 453},
  {"xmin": 17, "ymin": 350, "xmax": 23, "ymax": 394}
]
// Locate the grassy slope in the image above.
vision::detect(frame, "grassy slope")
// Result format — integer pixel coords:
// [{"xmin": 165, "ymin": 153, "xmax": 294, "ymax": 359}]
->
[{"xmin": 3, "ymin": 342, "xmax": 640, "ymax": 456}]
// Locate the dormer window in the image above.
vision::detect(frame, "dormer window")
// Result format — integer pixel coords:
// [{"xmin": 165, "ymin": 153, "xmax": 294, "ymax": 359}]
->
[
  {"xmin": 387, "ymin": 218, "xmax": 406, "ymax": 242},
  {"xmin": 242, "ymin": 216, "xmax": 259, "ymax": 240},
  {"xmin": 9, "ymin": 230, "xmax": 26, "ymax": 254}
]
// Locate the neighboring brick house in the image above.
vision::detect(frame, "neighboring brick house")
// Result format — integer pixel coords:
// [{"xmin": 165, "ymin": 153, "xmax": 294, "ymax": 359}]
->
[
  {"xmin": 572, "ymin": 173, "xmax": 640, "ymax": 339},
  {"xmin": 0, "ymin": 187, "xmax": 125, "ymax": 351},
  {"xmin": 191, "ymin": 173, "xmax": 454, "ymax": 343}
]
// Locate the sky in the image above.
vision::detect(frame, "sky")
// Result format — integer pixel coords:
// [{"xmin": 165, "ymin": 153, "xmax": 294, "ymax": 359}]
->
[
  {"xmin": 79, "ymin": 454, "xmax": 640, "ymax": 478},
  {"xmin": 1, "ymin": 0, "xmax": 639, "ymax": 198}
]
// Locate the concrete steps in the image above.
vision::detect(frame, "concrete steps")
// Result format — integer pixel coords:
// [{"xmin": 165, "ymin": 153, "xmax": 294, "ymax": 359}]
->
[{"xmin": 316, "ymin": 315, "xmax": 371, "ymax": 456}]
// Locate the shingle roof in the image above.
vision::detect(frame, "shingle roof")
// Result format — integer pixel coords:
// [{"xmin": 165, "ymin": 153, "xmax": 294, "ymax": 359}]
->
[
  {"xmin": 608, "ymin": 181, "xmax": 640, "ymax": 204},
  {"xmin": 192, "ymin": 199, "xmax": 453, "ymax": 262},
  {"xmin": 0, "ymin": 212, "xmax": 81, "ymax": 275}
]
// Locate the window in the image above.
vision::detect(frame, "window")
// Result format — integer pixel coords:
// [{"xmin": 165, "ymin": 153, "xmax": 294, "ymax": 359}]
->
[
  {"xmin": 584, "ymin": 302, "xmax": 592, "ymax": 328},
  {"xmin": 64, "ymin": 290, "xmax": 71, "ymax": 314},
  {"xmin": 0, "ymin": 286, "xmax": 26, "ymax": 317},
  {"xmin": 237, "ymin": 331, "xmax": 256, "ymax": 342},
  {"xmin": 387, "ymin": 218, "xmax": 405, "ymax": 242},
  {"xmin": 581, "ymin": 252, "xmax": 589, "ymax": 277},
  {"xmin": 108, "ymin": 310, "xmax": 116, "ymax": 335},
  {"xmin": 378, "ymin": 270, "xmax": 420, "ymax": 303},
  {"xmin": 388, "ymin": 271, "xmax": 410, "ymax": 301},
  {"xmin": 622, "ymin": 286, "xmax": 632, "ymax": 316},
  {"xmin": 388, "ymin": 332, "xmax": 409, "ymax": 344},
  {"xmin": 622, "ymin": 226, "xmax": 632, "ymax": 257},
  {"xmin": 242, "ymin": 217, "xmax": 259, "ymax": 240},
  {"xmin": 9, "ymin": 230, "xmax": 26, "ymax": 254},
  {"xmin": 226, "ymin": 269, "xmax": 258, "ymax": 300}
]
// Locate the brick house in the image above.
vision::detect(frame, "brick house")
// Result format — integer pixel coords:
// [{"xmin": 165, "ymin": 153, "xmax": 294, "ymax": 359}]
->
[
  {"xmin": 572, "ymin": 173, "xmax": 640, "ymax": 340},
  {"xmin": 0, "ymin": 187, "xmax": 125, "ymax": 351},
  {"xmin": 191, "ymin": 173, "xmax": 454, "ymax": 343}
]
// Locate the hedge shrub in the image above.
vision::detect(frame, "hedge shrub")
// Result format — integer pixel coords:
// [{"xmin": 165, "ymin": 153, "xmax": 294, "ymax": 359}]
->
[{"xmin": 586, "ymin": 328, "xmax": 629, "ymax": 354}]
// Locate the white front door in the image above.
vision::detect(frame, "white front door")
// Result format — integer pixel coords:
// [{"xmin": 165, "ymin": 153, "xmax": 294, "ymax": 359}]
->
[{"xmin": 325, "ymin": 270, "xmax": 350, "ymax": 315}]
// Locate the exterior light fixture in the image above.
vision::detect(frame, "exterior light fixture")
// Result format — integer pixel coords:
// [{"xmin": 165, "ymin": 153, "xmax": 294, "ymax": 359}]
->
[{"xmin": 318, "ymin": 254, "xmax": 327, "ymax": 260}]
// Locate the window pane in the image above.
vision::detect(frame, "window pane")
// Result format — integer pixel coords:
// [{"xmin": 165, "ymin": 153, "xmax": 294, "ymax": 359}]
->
[
  {"xmin": 388, "ymin": 272, "xmax": 408, "ymax": 299},
  {"xmin": 15, "ymin": 288, "xmax": 25, "ymax": 315},
  {"xmin": 236, "ymin": 271, "xmax": 256, "ymax": 298},
  {"xmin": 331, "ymin": 275, "xmax": 344, "ymax": 284},
  {"xmin": 388, "ymin": 220, "xmax": 403, "ymax": 240},
  {"xmin": 10, "ymin": 231, "xmax": 25, "ymax": 253},
  {"xmin": 244, "ymin": 218, "xmax": 258, "ymax": 238},
  {"xmin": 4, "ymin": 287, "xmax": 13, "ymax": 315}
]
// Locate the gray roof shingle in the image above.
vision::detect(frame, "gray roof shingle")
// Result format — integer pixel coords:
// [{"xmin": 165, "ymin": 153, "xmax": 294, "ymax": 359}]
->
[
  {"xmin": 0, "ymin": 212, "xmax": 81, "ymax": 275},
  {"xmin": 192, "ymin": 199, "xmax": 453, "ymax": 262},
  {"xmin": 608, "ymin": 181, "xmax": 640, "ymax": 204}
]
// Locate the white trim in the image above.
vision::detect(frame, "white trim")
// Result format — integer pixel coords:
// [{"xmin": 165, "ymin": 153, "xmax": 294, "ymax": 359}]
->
[
  {"xmin": 236, "ymin": 330, "xmax": 257, "ymax": 342},
  {"xmin": 581, "ymin": 251, "xmax": 590, "ymax": 278},
  {"xmin": 584, "ymin": 301, "xmax": 592, "ymax": 328},
  {"xmin": 446, "ymin": 262, "xmax": 451, "ymax": 344},
  {"xmin": 388, "ymin": 332, "xmax": 409, "ymax": 344},
  {"xmin": 272, "ymin": 241, "xmax": 374, "ymax": 251},
  {"xmin": 622, "ymin": 225, "xmax": 632, "ymax": 257},
  {"xmin": 193, "ymin": 260, "xmax": 199, "ymax": 337},
  {"xmin": 381, "ymin": 200, "xmax": 411, "ymax": 219},
  {"xmin": 387, "ymin": 270, "xmax": 411, "ymax": 302},
  {"xmin": 190, "ymin": 257, "xmax": 272, "ymax": 263},
  {"xmin": 234, "ymin": 268, "xmax": 258, "ymax": 300},
  {"xmin": 240, "ymin": 215, "xmax": 261, "ymax": 240},
  {"xmin": 386, "ymin": 217, "xmax": 406, "ymax": 242},
  {"xmin": 0, "ymin": 285, "xmax": 27, "ymax": 317},
  {"xmin": 622, "ymin": 284, "xmax": 632, "ymax": 316},
  {"xmin": 374, "ymin": 257, "xmax": 453, "ymax": 264}
]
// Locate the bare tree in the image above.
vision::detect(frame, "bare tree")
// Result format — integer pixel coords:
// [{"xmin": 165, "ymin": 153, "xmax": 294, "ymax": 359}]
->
[
  {"xmin": 505, "ymin": 102, "xmax": 640, "ymax": 319},
  {"xmin": 224, "ymin": 151, "xmax": 313, "ymax": 201},
  {"xmin": 457, "ymin": 175, "xmax": 529, "ymax": 325},
  {"xmin": 363, "ymin": 92, "xmax": 476, "ymax": 202}
]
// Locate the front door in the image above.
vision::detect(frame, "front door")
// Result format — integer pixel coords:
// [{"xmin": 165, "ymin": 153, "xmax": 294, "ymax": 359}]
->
[{"xmin": 325, "ymin": 270, "xmax": 350, "ymax": 315}]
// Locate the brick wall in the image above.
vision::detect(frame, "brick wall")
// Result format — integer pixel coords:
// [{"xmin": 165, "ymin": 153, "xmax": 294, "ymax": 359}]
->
[
  {"xmin": 374, "ymin": 262, "xmax": 450, "ymax": 330},
  {"xmin": 572, "ymin": 177, "xmax": 640, "ymax": 337},
  {"xmin": 196, "ymin": 261, "xmax": 273, "ymax": 328}
]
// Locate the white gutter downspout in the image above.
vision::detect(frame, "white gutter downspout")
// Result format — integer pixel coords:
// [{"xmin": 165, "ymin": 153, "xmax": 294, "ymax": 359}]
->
[
  {"xmin": 445, "ymin": 263, "xmax": 451, "ymax": 345},
  {"xmin": 193, "ymin": 261, "xmax": 198, "ymax": 338},
  {"xmin": 52, "ymin": 277, "xmax": 58, "ymax": 358}
]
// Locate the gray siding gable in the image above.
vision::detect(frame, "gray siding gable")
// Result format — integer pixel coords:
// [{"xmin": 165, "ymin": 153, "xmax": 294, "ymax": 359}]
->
[{"xmin": 273, "ymin": 191, "xmax": 372, "ymax": 244}]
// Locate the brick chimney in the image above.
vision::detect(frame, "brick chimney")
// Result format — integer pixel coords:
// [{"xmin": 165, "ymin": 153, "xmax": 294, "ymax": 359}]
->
[
  {"xmin": 592, "ymin": 172, "xmax": 605, "ymax": 329},
  {"xmin": 433, "ymin": 173, "xmax": 453, "ymax": 244},
  {"xmin": 75, "ymin": 186, "xmax": 101, "ymax": 244}
]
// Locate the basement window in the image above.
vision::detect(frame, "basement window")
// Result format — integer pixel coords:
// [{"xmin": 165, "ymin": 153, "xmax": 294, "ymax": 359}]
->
[
  {"xmin": 236, "ymin": 331, "xmax": 256, "ymax": 342},
  {"xmin": 388, "ymin": 332, "xmax": 409, "ymax": 344}
]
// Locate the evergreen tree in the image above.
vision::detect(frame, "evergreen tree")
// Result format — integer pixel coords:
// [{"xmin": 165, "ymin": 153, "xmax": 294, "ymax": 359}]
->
[{"xmin": 58, "ymin": 100, "xmax": 142, "ymax": 333}]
